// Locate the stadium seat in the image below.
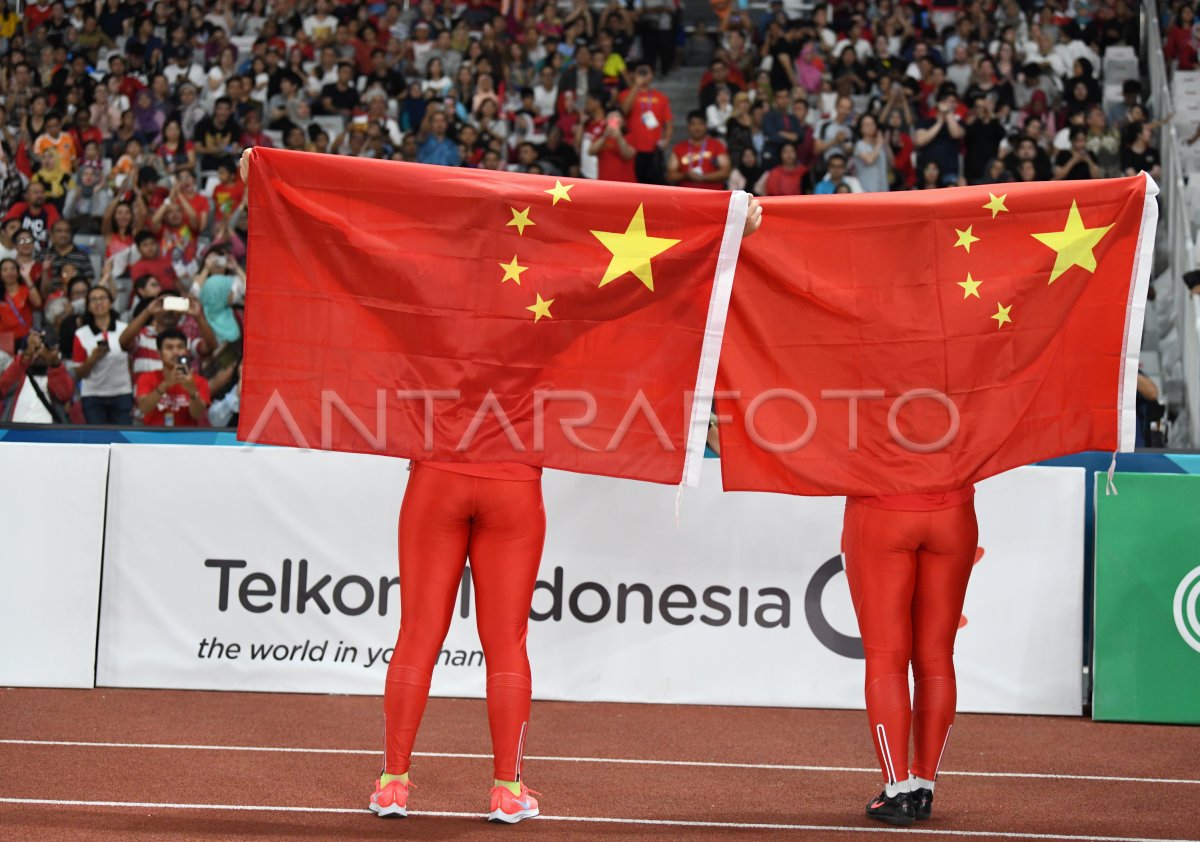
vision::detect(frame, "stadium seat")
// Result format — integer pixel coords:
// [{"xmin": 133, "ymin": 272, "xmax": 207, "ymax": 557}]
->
[
  {"xmin": 1103, "ymin": 46, "xmax": 1139, "ymax": 85},
  {"xmin": 312, "ymin": 115, "xmax": 347, "ymax": 139}
]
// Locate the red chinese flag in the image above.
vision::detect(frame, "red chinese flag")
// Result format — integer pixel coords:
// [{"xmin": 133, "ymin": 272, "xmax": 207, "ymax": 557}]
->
[
  {"xmin": 239, "ymin": 148, "xmax": 747, "ymax": 485},
  {"xmin": 716, "ymin": 175, "xmax": 1156, "ymax": 496}
]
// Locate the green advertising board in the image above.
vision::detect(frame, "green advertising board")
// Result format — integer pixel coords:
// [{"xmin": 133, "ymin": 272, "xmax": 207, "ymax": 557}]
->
[{"xmin": 1094, "ymin": 473, "xmax": 1200, "ymax": 723}]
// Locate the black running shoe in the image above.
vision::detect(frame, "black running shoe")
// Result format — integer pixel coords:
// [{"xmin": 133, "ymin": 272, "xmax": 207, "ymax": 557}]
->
[
  {"xmin": 865, "ymin": 790, "xmax": 916, "ymax": 827},
  {"xmin": 911, "ymin": 787, "xmax": 933, "ymax": 820}
]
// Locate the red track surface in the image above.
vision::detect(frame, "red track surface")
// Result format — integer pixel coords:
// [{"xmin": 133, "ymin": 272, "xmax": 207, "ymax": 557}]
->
[{"xmin": 1, "ymin": 688, "xmax": 1197, "ymax": 841}]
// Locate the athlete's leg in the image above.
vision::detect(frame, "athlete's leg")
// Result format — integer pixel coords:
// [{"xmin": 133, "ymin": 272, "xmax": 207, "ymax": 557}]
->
[
  {"xmin": 383, "ymin": 464, "xmax": 474, "ymax": 775},
  {"xmin": 843, "ymin": 500, "xmax": 922, "ymax": 787},
  {"xmin": 910, "ymin": 500, "xmax": 978, "ymax": 782},
  {"xmin": 467, "ymin": 477, "xmax": 546, "ymax": 782}
]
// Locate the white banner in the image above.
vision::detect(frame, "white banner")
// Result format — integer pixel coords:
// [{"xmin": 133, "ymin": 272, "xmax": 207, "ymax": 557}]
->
[
  {"xmin": 0, "ymin": 444, "xmax": 109, "ymax": 688},
  {"xmin": 97, "ymin": 445, "xmax": 1084, "ymax": 715}
]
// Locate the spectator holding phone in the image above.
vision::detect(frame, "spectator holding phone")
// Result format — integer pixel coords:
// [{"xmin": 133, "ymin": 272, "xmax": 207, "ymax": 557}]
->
[
  {"xmin": 121, "ymin": 291, "xmax": 215, "ymax": 376},
  {"xmin": 70, "ymin": 284, "xmax": 133, "ymax": 424},
  {"xmin": 0, "ymin": 328, "xmax": 73, "ymax": 423},
  {"xmin": 582, "ymin": 95, "xmax": 637, "ymax": 182},
  {"xmin": 135, "ymin": 326, "xmax": 210, "ymax": 426}
]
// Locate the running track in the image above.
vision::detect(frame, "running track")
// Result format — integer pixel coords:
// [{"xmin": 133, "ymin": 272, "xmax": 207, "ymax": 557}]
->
[{"xmin": 1, "ymin": 688, "xmax": 1197, "ymax": 841}]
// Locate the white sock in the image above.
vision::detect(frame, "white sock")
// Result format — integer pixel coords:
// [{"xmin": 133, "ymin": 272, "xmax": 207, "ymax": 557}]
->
[
  {"xmin": 884, "ymin": 779, "xmax": 911, "ymax": 798},
  {"xmin": 909, "ymin": 775, "xmax": 935, "ymax": 792}
]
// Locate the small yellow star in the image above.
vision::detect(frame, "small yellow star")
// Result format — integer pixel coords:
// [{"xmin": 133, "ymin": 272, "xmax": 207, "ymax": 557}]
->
[
  {"xmin": 983, "ymin": 193, "xmax": 1008, "ymax": 219},
  {"xmin": 958, "ymin": 273, "xmax": 982, "ymax": 299},
  {"xmin": 498, "ymin": 255, "xmax": 528, "ymax": 285},
  {"xmin": 1031, "ymin": 200, "xmax": 1115, "ymax": 284},
  {"xmin": 526, "ymin": 293, "xmax": 554, "ymax": 322},
  {"xmin": 507, "ymin": 207, "xmax": 535, "ymax": 235},
  {"xmin": 591, "ymin": 204, "xmax": 681, "ymax": 291},
  {"xmin": 954, "ymin": 226, "xmax": 980, "ymax": 253},
  {"xmin": 545, "ymin": 180, "xmax": 573, "ymax": 205},
  {"xmin": 991, "ymin": 302, "xmax": 1013, "ymax": 329}
]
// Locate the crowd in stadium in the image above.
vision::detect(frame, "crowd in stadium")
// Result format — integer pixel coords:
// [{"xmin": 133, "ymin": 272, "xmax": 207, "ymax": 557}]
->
[{"xmin": 0, "ymin": 0, "xmax": 1171, "ymax": 426}]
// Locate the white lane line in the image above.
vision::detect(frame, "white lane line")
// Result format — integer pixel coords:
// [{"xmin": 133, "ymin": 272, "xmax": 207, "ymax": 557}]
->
[
  {"xmin": 2, "ymin": 739, "xmax": 1198, "ymax": 786},
  {"xmin": 0, "ymin": 798, "xmax": 1195, "ymax": 842}
]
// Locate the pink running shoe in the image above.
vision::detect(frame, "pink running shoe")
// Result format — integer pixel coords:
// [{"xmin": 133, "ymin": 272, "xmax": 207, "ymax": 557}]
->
[
  {"xmin": 368, "ymin": 776, "xmax": 413, "ymax": 818},
  {"xmin": 488, "ymin": 782, "xmax": 540, "ymax": 824}
]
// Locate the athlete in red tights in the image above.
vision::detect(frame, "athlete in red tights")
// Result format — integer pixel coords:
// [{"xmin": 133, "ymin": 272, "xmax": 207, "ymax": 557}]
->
[
  {"xmin": 237, "ymin": 151, "xmax": 764, "ymax": 824},
  {"xmin": 842, "ymin": 487, "xmax": 978, "ymax": 826},
  {"xmin": 369, "ymin": 461, "xmax": 546, "ymax": 823}
]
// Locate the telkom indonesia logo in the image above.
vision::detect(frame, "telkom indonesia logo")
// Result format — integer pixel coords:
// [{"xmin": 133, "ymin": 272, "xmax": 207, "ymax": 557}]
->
[{"xmin": 1173, "ymin": 565, "xmax": 1200, "ymax": 654}]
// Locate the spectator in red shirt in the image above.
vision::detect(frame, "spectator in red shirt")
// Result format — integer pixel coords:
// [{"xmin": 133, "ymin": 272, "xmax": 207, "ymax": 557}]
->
[
  {"xmin": 107, "ymin": 54, "xmax": 145, "ymax": 103},
  {"xmin": 23, "ymin": 0, "xmax": 53, "ymax": 33},
  {"xmin": 1165, "ymin": 6, "xmax": 1199, "ymax": 71},
  {"xmin": 172, "ymin": 168, "xmax": 211, "ymax": 232},
  {"xmin": 134, "ymin": 327, "xmax": 211, "ymax": 427},
  {"xmin": 211, "ymin": 159, "xmax": 245, "ymax": 227},
  {"xmin": 619, "ymin": 63, "xmax": 673, "ymax": 184},
  {"xmin": 756, "ymin": 141, "xmax": 808, "ymax": 196},
  {"xmin": 583, "ymin": 95, "xmax": 637, "ymax": 182},
  {"xmin": 129, "ymin": 231, "xmax": 179, "ymax": 292},
  {"xmin": 1, "ymin": 257, "xmax": 42, "ymax": 344},
  {"xmin": 667, "ymin": 110, "xmax": 731, "ymax": 189},
  {"xmin": 151, "ymin": 193, "xmax": 199, "ymax": 267},
  {"xmin": 239, "ymin": 109, "xmax": 274, "ymax": 150},
  {"xmin": 69, "ymin": 109, "xmax": 105, "ymax": 155}
]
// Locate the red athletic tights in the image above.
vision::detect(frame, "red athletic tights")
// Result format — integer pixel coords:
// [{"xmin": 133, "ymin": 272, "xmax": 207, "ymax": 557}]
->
[
  {"xmin": 842, "ymin": 499, "xmax": 977, "ymax": 784},
  {"xmin": 384, "ymin": 463, "xmax": 546, "ymax": 781}
]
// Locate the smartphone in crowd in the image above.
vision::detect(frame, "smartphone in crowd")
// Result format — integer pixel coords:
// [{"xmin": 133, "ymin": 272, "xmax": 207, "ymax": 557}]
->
[{"xmin": 162, "ymin": 295, "xmax": 190, "ymax": 312}]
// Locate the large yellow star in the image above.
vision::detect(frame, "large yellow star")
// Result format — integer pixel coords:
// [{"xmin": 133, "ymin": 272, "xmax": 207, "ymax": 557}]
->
[
  {"xmin": 526, "ymin": 293, "xmax": 554, "ymax": 322},
  {"xmin": 590, "ymin": 204, "xmax": 681, "ymax": 291},
  {"xmin": 984, "ymin": 192, "xmax": 1008, "ymax": 219},
  {"xmin": 507, "ymin": 207, "xmax": 535, "ymax": 235},
  {"xmin": 958, "ymin": 273, "xmax": 982, "ymax": 299},
  {"xmin": 954, "ymin": 226, "xmax": 980, "ymax": 253},
  {"xmin": 1031, "ymin": 200, "xmax": 1115, "ymax": 284},
  {"xmin": 545, "ymin": 180, "xmax": 573, "ymax": 205},
  {"xmin": 498, "ymin": 255, "xmax": 528, "ymax": 285},
  {"xmin": 991, "ymin": 302, "xmax": 1013, "ymax": 329}
]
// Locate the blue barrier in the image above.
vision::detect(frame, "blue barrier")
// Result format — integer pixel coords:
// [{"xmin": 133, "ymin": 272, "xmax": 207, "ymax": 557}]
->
[{"xmin": 0, "ymin": 427, "xmax": 244, "ymax": 446}]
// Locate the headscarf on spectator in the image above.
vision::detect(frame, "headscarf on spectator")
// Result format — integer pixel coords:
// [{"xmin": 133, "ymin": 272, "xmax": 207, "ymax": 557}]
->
[
  {"xmin": 199, "ymin": 272, "xmax": 241, "ymax": 344},
  {"xmin": 1019, "ymin": 89, "xmax": 1057, "ymax": 136},
  {"xmin": 794, "ymin": 42, "xmax": 824, "ymax": 95}
]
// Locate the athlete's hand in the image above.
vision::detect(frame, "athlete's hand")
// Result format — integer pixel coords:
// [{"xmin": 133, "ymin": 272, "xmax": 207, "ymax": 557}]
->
[
  {"xmin": 239, "ymin": 148, "xmax": 252, "ymax": 184},
  {"xmin": 742, "ymin": 196, "xmax": 763, "ymax": 238}
]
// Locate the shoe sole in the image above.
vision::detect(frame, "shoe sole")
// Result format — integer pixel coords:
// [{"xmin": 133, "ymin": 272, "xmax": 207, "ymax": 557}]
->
[
  {"xmin": 369, "ymin": 802, "xmax": 408, "ymax": 818},
  {"xmin": 487, "ymin": 807, "xmax": 540, "ymax": 824},
  {"xmin": 866, "ymin": 811, "xmax": 914, "ymax": 828}
]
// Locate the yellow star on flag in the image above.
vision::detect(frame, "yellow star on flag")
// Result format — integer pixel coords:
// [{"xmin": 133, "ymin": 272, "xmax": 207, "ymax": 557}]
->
[
  {"xmin": 1031, "ymin": 200, "xmax": 1115, "ymax": 284},
  {"xmin": 545, "ymin": 180, "xmax": 573, "ymax": 205},
  {"xmin": 590, "ymin": 204, "xmax": 681, "ymax": 291},
  {"xmin": 498, "ymin": 255, "xmax": 528, "ymax": 285},
  {"xmin": 954, "ymin": 226, "xmax": 980, "ymax": 253},
  {"xmin": 507, "ymin": 207, "xmax": 535, "ymax": 235},
  {"xmin": 983, "ymin": 193, "xmax": 1008, "ymax": 219},
  {"xmin": 991, "ymin": 302, "xmax": 1013, "ymax": 329},
  {"xmin": 958, "ymin": 273, "xmax": 982, "ymax": 299},
  {"xmin": 527, "ymin": 293, "xmax": 554, "ymax": 322}
]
